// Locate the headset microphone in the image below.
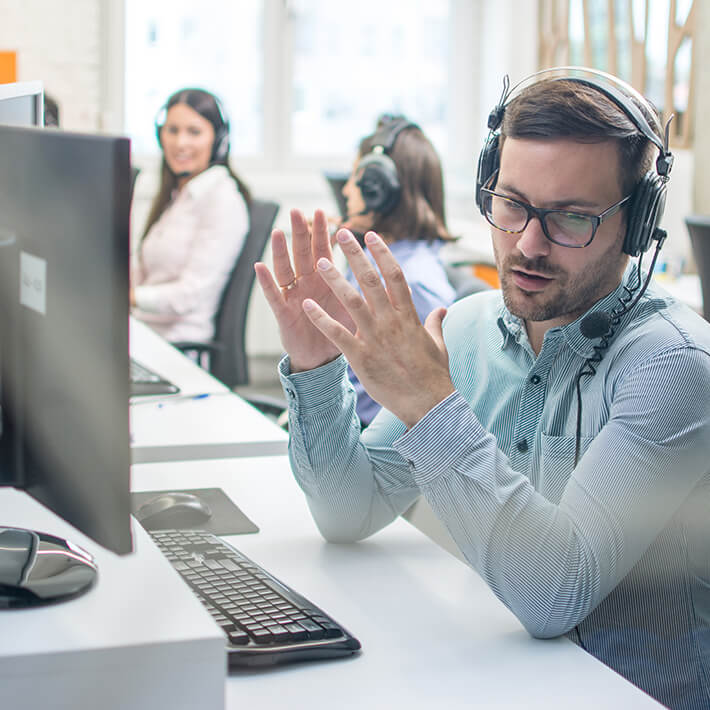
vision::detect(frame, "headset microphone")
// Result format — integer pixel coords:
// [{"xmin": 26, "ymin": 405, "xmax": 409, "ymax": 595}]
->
[{"xmin": 579, "ymin": 311, "xmax": 612, "ymax": 339}]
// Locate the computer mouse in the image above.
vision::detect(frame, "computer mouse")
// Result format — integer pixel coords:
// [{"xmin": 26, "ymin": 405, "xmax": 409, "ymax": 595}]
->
[{"xmin": 136, "ymin": 492, "xmax": 212, "ymax": 530}]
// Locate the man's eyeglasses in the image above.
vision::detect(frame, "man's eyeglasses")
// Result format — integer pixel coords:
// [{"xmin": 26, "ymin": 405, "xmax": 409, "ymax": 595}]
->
[{"xmin": 479, "ymin": 178, "xmax": 632, "ymax": 248}]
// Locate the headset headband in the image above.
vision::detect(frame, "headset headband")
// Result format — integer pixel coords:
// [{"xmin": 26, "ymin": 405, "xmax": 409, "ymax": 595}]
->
[
  {"xmin": 489, "ymin": 66, "xmax": 673, "ymax": 178},
  {"xmin": 370, "ymin": 117, "xmax": 418, "ymax": 155}
]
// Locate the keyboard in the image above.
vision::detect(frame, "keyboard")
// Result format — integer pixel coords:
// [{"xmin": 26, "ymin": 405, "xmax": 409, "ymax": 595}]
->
[
  {"xmin": 148, "ymin": 529, "xmax": 362, "ymax": 667},
  {"xmin": 130, "ymin": 357, "xmax": 180, "ymax": 396}
]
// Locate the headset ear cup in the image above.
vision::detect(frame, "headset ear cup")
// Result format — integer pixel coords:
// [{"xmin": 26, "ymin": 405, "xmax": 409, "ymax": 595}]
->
[
  {"xmin": 155, "ymin": 105, "xmax": 167, "ymax": 149},
  {"xmin": 356, "ymin": 154, "xmax": 401, "ymax": 214},
  {"xmin": 212, "ymin": 130, "xmax": 229, "ymax": 163},
  {"xmin": 624, "ymin": 172, "xmax": 665, "ymax": 256},
  {"xmin": 476, "ymin": 133, "xmax": 500, "ymax": 214}
]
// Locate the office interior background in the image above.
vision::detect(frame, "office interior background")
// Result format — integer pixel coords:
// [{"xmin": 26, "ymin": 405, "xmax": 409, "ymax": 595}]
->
[{"xmin": 1, "ymin": 0, "xmax": 708, "ymax": 387}]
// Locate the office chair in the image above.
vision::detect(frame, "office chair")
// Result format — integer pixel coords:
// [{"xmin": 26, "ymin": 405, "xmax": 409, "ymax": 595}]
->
[
  {"xmin": 174, "ymin": 198, "xmax": 280, "ymax": 388},
  {"xmin": 685, "ymin": 214, "xmax": 710, "ymax": 321},
  {"xmin": 129, "ymin": 166, "xmax": 140, "ymax": 207},
  {"xmin": 323, "ymin": 170, "xmax": 349, "ymax": 220}
]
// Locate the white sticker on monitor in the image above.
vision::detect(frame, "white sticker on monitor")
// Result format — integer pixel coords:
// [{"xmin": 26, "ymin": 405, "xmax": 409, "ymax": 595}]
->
[{"xmin": 20, "ymin": 251, "xmax": 47, "ymax": 315}]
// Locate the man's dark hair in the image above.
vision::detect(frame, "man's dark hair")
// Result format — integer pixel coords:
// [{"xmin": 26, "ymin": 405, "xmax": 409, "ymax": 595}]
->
[{"xmin": 501, "ymin": 79, "xmax": 660, "ymax": 197}]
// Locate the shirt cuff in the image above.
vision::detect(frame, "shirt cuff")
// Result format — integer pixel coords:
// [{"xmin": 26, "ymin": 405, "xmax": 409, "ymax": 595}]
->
[
  {"xmin": 278, "ymin": 354, "xmax": 351, "ymax": 411},
  {"xmin": 392, "ymin": 391, "xmax": 488, "ymax": 487}
]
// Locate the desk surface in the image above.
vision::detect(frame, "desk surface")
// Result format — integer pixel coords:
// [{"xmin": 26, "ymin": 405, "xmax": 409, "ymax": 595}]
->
[
  {"xmin": 129, "ymin": 318, "xmax": 288, "ymax": 462},
  {"xmin": 132, "ymin": 456, "xmax": 661, "ymax": 709}
]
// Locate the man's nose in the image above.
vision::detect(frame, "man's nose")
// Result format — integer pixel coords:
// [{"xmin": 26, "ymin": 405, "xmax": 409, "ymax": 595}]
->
[{"xmin": 515, "ymin": 215, "xmax": 551, "ymax": 259}]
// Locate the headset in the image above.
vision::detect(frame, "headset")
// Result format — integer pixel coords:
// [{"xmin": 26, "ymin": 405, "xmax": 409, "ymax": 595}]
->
[
  {"xmin": 356, "ymin": 116, "xmax": 419, "ymax": 215},
  {"xmin": 475, "ymin": 66, "xmax": 674, "ymax": 258},
  {"xmin": 154, "ymin": 90, "xmax": 231, "ymax": 166},
  {"xmin": 475, "ymin": 68, "xmax": 676, "ymax": 468}
]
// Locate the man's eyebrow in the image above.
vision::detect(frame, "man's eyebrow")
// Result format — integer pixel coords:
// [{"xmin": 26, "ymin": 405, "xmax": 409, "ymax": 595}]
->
[{"xmin": 495, "ymin": 181, "xmax": 602, "ymax": 210}]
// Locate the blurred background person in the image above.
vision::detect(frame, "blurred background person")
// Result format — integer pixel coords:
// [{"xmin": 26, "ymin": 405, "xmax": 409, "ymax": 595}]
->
[
  {"xmin": 339, "ymin": 115, "xmax": 456, "ymax": 426},
  {"xmin": 131, "ymin": 87, "xmax": 251, "ymax": 343}
]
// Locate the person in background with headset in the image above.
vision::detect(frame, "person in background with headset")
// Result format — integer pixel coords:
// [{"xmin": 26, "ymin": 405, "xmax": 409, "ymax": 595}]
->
[
  {"xmin": 336, "ymin": 115, "xmax": 455, "ymax": 425},
  {"xmin": 131, "ymin": 87, "xmax": 251, "ymax": 342},
  {"xmin": 256, "ymin": 67, "xmax": 710, "ymax": 709}
]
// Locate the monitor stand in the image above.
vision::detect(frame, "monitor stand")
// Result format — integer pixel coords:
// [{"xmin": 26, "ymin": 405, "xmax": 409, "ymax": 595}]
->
[{"xmin": 0, "ymin": 526, "xmax": 98, "ymax": 609}]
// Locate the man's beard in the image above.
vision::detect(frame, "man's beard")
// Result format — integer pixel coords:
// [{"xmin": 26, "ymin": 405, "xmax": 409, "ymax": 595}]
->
[{"xmin": 497, "ymin": 252, "xmax": 620, "ymax": 324}]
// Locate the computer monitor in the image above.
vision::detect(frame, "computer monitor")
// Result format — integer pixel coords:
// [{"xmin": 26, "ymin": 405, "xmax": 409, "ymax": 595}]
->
[
  {"xmin": 0, "ymin": 125, "xmax": 133, "ymax": 608},
  {"xmin": 0, "ymin": 81, "xmax": 43, "ymax": 127}
]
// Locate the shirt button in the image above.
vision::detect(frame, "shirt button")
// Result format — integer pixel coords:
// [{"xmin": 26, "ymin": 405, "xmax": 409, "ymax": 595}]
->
[
  {"xmin": 516, "ymin": 440, "xmax": 528, "ymax": 453},
  {"xmin": 530, "ymin": 375, "xmax": 541, "ymax": 384},
  {"xmin": 286, "ymin": 389, "xmax": 296, "ymax": 399}
]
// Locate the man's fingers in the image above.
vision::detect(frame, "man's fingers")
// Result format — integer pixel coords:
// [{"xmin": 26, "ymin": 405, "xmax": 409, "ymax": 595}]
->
[
  {"xmin": 364, "ymin": 232, "xmax": 420, "ymax": 322},
  {"xmin": 424, "ymin": 307, "xmax": 448, "ymax": 350},
  {"xmin": 302, "ymin": 298, "xmax": 358, "ymax": 353},
  {"xmin": 335, "ymin": 229, "xmax": 392, "ymax": 312},
  {"xmin": 314, "ymin": 256, "xmax": 376, "ymax": 336},
  {"xmin": 270, "ymin": 229, "xmax": 296, "ymax": 288},
  {"xmin": 254, "ymin": 262, "xmax": 290, "ymax": 318},
  {"xmin": 312, "ymin": 209, "xmax": 335, "ymax": 263},
  {"xmin": 290, "ymin": 208, "xmax": 317, "ymax": 278}
]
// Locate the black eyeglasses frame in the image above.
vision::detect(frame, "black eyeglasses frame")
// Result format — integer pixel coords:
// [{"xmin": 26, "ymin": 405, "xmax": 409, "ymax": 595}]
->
[{"xmin": 479, "ymin": 177, "xmax": 633, "ymax": 248}]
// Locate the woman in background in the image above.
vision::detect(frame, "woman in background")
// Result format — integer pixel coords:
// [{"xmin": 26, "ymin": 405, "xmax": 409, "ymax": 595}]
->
[
  {"xmin": 339, "ymin": 115, "xmax": 456, "ymax": 426},
  {"xmin": 131, "ymin": 88, "xmax": 250, "ymax": 343}
]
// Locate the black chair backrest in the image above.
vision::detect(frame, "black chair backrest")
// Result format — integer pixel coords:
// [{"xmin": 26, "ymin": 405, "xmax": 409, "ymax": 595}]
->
[
  {"xmin": 323, "ymin": 170, "xmax": 349, "ymax": 220},
  {"xmin": 211, "ymin": 199, "xmax": 279, "ymax": 387},
  {"xmin": 129, "ymin": 166, "xmax": 140, "ymax": 209},
  {"xmin": 685, "ymin": 215, "xmax": 710, "ymax": 321}
]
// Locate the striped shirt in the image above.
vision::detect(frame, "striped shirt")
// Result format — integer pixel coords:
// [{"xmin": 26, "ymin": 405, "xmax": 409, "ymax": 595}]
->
[{"xmin": 280, "ymin": 263, "xmax": 710, "ymax": 709}]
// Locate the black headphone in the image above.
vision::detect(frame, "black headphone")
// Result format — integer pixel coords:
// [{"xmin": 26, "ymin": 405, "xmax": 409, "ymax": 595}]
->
[
  {"xmin": 356, "ymin": 116, "xmax": 418, "ymax": 215},
  {"xmin": 155, "ymin": 91, "xmax": 231, "ymax": 165},
  {"xmin": 475, "ymin": 67, "xmax": 674, "ymax": 258}
]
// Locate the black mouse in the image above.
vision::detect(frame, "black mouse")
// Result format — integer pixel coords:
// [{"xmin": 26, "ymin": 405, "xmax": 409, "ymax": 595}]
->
[{"xmin": 136, "ymin": 492, "xmax": 212, "ymax": 530}]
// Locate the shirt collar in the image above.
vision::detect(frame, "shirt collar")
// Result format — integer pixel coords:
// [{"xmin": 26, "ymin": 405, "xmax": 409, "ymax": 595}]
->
[
  {"xmin": 496, "ymin": 262, "xmax": 648, "ymax": 357},
  {"xmin": 183, "ymin": 165, "xmax": 228, "ymax": 200}
]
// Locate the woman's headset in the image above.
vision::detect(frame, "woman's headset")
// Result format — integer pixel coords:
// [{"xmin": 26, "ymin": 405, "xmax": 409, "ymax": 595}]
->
[
  {"xmin": 154, "ymin": 90, "xmax": 231, "ymax": 165},
  {"xmin": 475, "ymin": 66, "xmax": 674, "ymax": 257},
  {"xmin": 356, "ymin": 116, "xmax": 418, "ymax": 215}
]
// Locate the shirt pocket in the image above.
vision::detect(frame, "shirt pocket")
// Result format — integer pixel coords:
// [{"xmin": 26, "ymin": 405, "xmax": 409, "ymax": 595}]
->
[{"xmin": 539, "ymin": 433, "xmax": 594, "ymax": 501}]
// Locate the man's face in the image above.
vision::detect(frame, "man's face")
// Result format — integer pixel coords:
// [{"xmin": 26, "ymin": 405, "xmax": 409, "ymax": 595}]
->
[{"xmin": 491, "ymin": 137, "xmax": 629, "ymax": 330}]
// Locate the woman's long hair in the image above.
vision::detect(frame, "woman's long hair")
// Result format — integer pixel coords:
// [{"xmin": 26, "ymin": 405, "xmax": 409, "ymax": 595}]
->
[
  {"xmin": 142, "ymin": 88, "xmax": 251, "ymax": 240},
  {"xmin": 358, "ymin": 121, "xmax": 454, "ymax": 243}
]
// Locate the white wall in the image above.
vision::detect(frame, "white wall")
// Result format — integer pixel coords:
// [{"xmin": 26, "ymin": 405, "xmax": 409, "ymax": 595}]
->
[
  {"xmin": 0, "ymin": 0, "xmax": 700, "ymax": 364},
  {"xmin": 0, "ymin": 0, "xmax": 103, "ymax": 130}
]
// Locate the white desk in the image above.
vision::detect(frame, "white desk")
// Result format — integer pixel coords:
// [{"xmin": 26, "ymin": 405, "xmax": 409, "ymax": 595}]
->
[
  {"xmin": 0, "ymin": 489, "xmax": 225, "ymax": 710},
  {"xmin": 129, "ymin": 318, "xmax": 288, "ymax": 463},
  {"xmin": 132, "ymin": 456, "xmax": 662, "ymax": 709}
]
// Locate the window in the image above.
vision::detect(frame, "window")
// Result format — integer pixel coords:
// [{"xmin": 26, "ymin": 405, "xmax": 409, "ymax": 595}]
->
[
  {"xmin": 539, "ymin": 0, "xmax": 696, "ymax": 147},
  {"xmin": 123, "ymin": 0, "xmax": 475, "ymax": 174},
  {"xmin": 124, "ymin": 0, "xmax": 263, "ymax": 156}
]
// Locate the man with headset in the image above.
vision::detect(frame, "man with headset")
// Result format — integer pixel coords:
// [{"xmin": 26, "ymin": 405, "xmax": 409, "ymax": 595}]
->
[{"xmin": 255, "ymin": 68, "xmax": 710, "ymax": 709}]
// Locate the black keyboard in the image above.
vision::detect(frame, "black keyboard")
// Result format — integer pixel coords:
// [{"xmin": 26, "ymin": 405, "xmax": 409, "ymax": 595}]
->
[
  {"xmin": 148, "ymin": 529, "xmax": 361, "ymax": 667},
  {"xmin": 130, "ymin": 358, "xmax": 179, "ymax": 396}
]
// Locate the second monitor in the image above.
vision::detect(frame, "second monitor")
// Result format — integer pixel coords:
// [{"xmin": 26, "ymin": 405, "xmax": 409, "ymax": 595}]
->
[{"xmin": 0, "ymin": 124, "xmax": 133, "ymax": 608}]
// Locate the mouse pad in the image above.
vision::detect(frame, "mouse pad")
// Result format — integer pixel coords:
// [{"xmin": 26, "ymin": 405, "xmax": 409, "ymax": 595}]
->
[{"xmin": 131, "ymin": 487, "xmax": 259, "ymax": 535}]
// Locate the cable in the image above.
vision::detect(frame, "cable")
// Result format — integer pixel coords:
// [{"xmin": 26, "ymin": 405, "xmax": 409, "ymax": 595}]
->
[{"xmin": 573, "ymin": 231, "xmax": 666, "ymax": 466}]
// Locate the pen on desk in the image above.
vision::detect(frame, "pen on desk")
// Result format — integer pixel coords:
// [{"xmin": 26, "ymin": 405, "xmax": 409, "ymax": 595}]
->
[
  {"xmin": 130, "ymin": 393, "xmax": 212, "ymax": 407},
  {"xmin": 157, "ymin": 393, "xmax": 211, "ymax": 408}
]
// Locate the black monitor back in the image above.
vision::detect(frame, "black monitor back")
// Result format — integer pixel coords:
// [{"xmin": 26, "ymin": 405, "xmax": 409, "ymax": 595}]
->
[{"xmin": 0, "ymin": 125, "xmax": 133, "ymax": 555}]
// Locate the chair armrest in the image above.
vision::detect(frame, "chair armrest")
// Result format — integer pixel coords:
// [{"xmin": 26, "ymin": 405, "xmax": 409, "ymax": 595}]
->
[{"xmin": 172, "ymin": 340, "xmax": 224, "ymax": 356}]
